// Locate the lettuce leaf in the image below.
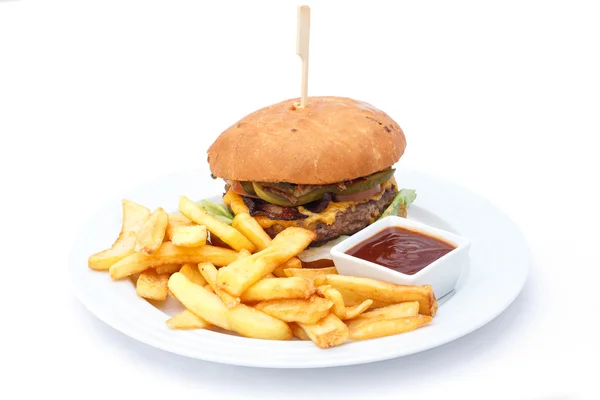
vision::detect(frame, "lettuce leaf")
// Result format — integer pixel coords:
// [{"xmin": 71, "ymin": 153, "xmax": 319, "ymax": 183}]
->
[
  {"xmin": 377, "ymin": 189, "xmax": 417, "ymax": 220},
  {"xmin": 198, "ymin": 199, "xmax": 234, "ymax": 225}
]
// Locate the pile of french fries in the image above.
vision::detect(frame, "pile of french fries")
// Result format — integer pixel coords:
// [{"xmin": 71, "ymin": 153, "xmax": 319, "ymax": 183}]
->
[{"xmin": 88, "ymin": 190, "xmax": 438, "ymax": 348}]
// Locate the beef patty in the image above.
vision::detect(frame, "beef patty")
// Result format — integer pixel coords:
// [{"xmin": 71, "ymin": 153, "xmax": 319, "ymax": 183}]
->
[{"xmin": 264, "ymin": 187, "xmax": 398, "ymax": 246}]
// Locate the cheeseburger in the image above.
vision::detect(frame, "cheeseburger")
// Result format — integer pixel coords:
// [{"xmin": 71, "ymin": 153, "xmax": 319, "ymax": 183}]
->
[{"xmin": 207, "ymin": 96, "xmax": 415, "ymax": 248}]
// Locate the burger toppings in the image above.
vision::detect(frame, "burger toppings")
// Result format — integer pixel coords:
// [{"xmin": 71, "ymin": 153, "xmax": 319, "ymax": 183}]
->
[
  {"xmin": 243, "ymin": 193, "xmax": 332, "ymax": 221},
  {"xmin": 228, "ymin": 168, "xmax": 396, "ymax": 207},
  {"xmin": 242, "ymin": 197, "xmax": 307, "ymax": 220},
  {"xmin": 303, "ymin": 193, "xmax": 333, "ymax": 213}
]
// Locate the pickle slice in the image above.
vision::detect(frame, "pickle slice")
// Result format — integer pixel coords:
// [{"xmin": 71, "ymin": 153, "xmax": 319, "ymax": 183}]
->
[
  {"xmin": 336, "ymin": 169, "xmax": 395, "ymax": 195},
  {"xmin": 252, "ymin": 182, "xmax": 328, "ymax": 207},
  {"xmin": 240, "ymin": 181, "xmax": 257, "ymax": 195}
]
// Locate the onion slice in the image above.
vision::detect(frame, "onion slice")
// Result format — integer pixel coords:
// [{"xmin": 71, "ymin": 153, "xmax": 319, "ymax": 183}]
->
[{"xmin": 332, "ymin": 184, "xmax": 382, "ymax": 202}]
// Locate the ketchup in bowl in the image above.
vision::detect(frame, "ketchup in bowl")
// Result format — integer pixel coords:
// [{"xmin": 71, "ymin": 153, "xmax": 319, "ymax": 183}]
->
[{"xmin": 345, "ymin": 226, "xmax": 456, "ymax": 275}]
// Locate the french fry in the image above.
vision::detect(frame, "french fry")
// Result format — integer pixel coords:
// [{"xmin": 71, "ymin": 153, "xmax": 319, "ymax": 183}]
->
[
  {"xmin": 216, "ymin": 227, "xmax": 316, "ymax": 296},
  {"xmin": 167, "ymin": 272, "xmax": 232, "ymax": 330},
  {"xmin": 297, "ymin": 313, "xmax": 349, "ymax": 349},
  {"xmin": 135, "ymin": 207, "xmax": 168, "ymax": 255},
  {"xmin": 323, "ymin": 287, "xmax": 392, "ymax": 310},
  {"xmin": 357, "ymin": 301, "xmax": 420, "ymax": 320},
  {"xmin": 289, "ymin": 323, "xmax": 311, "ymax": 340},
  {"xmin": 284, "ymin": 266, "xmax": 338, "ymax": 280},
  {"xmin": 165, "ymin": 213, "xmax": 195, "ymax": 241},
  {"xmin": 343, "ymin": 300, "xmax": 373, "ymax": 320},
  {"xmin": 231, "ymin": 212, "xmax": 302, "ymax": 277},
  {"xmin": 228, "ymin": 304, "xmax": 293, "ymax": 340},
  {"xmin": 316, "ymin": 285, "xmax": 346, "ymax": 319},
  {"xmin": 254, "ymin": 295, "xmax": 333, "ymax": 324},
  {"xmin": 171, "ymin": 225, "xmax": 207, "ymax": 247},
  {"xmin": 316, "ymin": 284, "xmax": 373, "ymax": 320},
  {"xmin": 204, "ymin": 283, "xmax": 215, "ymax": 293},
  {"xmin": 345, "ymin": 301, "xmax": 420, "ymax": 330},
  {"xmin": 154, "ymin": 263, "xmax": 182, "ymax": 275},
  {"xmin": 348, "ymin": 315, "xmax": 433, "ymax": 341},
  {"xmin": 223, "ymin": 189, "xmax": 250, "ymax": 215},
  {"xmin": 179, "ymin": 263, "xmax": 207, "ymax": 286},
  {"xmin": 88, "ymin": 200, "xmax": 150, "ymax": 270},
  {"xmin": 179, "ymin": 195, "xmax": 255, "ymax": 252},
  {"xmin": 240, "ymin": 277, "xmax": 315, "ymax": 302},
  {"xmin": 314, "ymin": 275, "xmax": 438, "ymax": 317},
  {"xmin": 136, "ymin": 270, "xmax": 169, "ymax": 301},
  {"xmin": 166, "ymin": 310, "xmax": 211, "ymax": 330},
  {"xmin": 237, "ymin": 248, "xmax": 252, "ymax": 259},
  {"xmin": 110, "ymin": 242, "xmax": 238, "ymax": 280},
  {"xmin": 199, "ymin": 262, "xmax": 240, "ymax": 308},
  {"xmin": 232, "ymin": 213, "xmax": 271, "ymax": 251},
  {"xmin": 272, "ymin": 257, "xmax": 303, "ymax": 277}
]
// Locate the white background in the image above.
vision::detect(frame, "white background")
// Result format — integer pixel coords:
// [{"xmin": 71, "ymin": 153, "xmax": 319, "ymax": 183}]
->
[{"xmin": 1, "ymin": 1, "xmax": 598, "ymax": 399}]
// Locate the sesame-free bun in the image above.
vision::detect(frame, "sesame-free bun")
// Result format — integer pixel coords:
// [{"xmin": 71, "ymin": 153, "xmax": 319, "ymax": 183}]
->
[{"xmin": 207, "ymin": 96, "xmax": 406, "ymax": 184}]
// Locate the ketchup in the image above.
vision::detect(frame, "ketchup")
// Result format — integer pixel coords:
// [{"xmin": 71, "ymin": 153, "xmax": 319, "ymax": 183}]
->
[{"xmin": 346, "ymin": 226, "xmax": 455, "ymax": 275}]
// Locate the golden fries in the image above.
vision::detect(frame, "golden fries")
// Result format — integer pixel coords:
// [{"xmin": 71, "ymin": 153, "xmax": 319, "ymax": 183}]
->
[
  {"xmin": 223, "ymin": 189, "xmax": 249, "ymax": 215},
  {"xmin": 135, "ymin": 207, "xmax": 168, "ymax": 255},
  {"xmin": 272, "ymin": 257, "xmax": 303, "ymax": 277},
  {"xmin": 199, "ymin": 262, "xmax": 240, "ymax": 308},
  {"xmin": 317, "ymin": 285, "xmax": 372, "ymax": 320},
  {"xmin": 165, "ymin": 213, "xmax": 195, "ymax": 241},
  {"xmin": 316, "ymin": 285, "xmax": 346, "ymax": 319},
  {"xmin": 91, "ymin": 195, "xmax": 440, "ymax": 349},
  {"xmin": 171, "ymin": 225, "xmax": 207, "ymax": 247},
  {"xmin": 315, "ymin": 275, "xmax": 438, "ymax": 317},
  {"xmin": 240, "ymin": 277, "xmax": 315, "ymax": 302},
  {"xmin": 167, "ymin": 272, "xmax": 232, "ymax": 330},
  {"xmin": 297, "ymin": 313, "xmax": 349, "ymax": 349},
  {"xmin": 237, "ymin": 248, "xmax": 252, "ymax": 259},
  {"xmin": 228, "ymin": 304, "xmax": 292, "ymax": 340},
  {"xmin": 356, "ymin": 301, "xmax": 420, "ymax": 321},
  {"xmin": 136, "ymin": 270, "xmax": 169, "ymax": 301},
  {"xmin": 232, "ymin": 213, "xmax": 271, "ymax": 251},
  {"xmin": 343, "ymin": 300, "xmax": 373, "ymax": 320},
  {"xmin": 254, "ymin": 295, "xmax": 333, "ymax": 324},
  {"xmin": 345, "ymin": 301, "xmax": 420, "ymax": 330},
  {"xmin": 166, "ymin": 310, "xmax": 211, "ymax": 330},
  {"xmin": 289, "ymin": 323, "xmax": 311, "ymax": 340},
  {"xmin": 348, "ymin": 315, "xmax": 432, "ymax": 341},
  {"xmin": 284, "ymin": 266, "xmax": 338, "ymax": 280},
  {"xmin": 179, "ymin": 263, "xmax": 207, "ymax": 286},
  {"xmin": 231, "ymin": 212, "xmax": 303, "ymax": 277},
  {"xmin": 88, "ymin": 200, "xmax": 150, "ymax": 270},
  {"xmin": 169, "ymin": 272, "xmax": 291, "ymax": 340},
  {"xmin": 179, "ymin": 195, "xmax": 255, "ymax": 252},
  {"xmin": 204, "ymin": 283, "xmax": 215, "ymax": 293},
  {"xmin": 109, "ymin": 242, "xmax": 239, "ymax": 280},
  {"xmin": 217, "ymin": 227, "xmax": 315, "ymax": 296},
  {"xmin": 154, "ymin": 263, "xmax": 181, "ymax": 275}
]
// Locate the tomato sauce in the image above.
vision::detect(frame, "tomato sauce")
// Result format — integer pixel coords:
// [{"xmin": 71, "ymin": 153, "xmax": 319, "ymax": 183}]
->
[{"xmin": 346, "ymin": 226, "xmax": 455, "ymax": 275}]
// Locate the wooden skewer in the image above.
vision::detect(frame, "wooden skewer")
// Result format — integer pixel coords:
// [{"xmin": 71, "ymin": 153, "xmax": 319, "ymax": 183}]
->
[{"xmin": 296, "ymin": 5, "xmax": 311, "ymax": 108}]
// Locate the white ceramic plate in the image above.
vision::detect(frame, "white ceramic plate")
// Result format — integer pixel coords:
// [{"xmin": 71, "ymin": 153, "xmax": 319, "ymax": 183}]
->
[{"xmin": 70, "ymin": 167, "xmax": 529, "ymax": 368}]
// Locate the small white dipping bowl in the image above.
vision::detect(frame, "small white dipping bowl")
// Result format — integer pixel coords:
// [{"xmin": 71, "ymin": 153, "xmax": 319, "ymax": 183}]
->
[{"xmin": 330, "ymin": 216, "xmax": 471, "ymax": 299}]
